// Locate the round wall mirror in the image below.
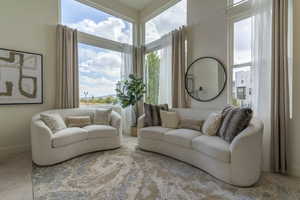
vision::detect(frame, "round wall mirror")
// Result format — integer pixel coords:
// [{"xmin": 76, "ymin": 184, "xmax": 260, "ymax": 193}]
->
[{"xmin": 185, "ymin": 57, "xmax": 227, "ymax": 102}]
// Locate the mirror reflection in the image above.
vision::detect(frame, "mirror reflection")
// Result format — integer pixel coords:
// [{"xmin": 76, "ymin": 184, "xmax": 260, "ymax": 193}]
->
[{"xmin": 185, "ymin": 57, "xmax": 226, "ymax": 102}]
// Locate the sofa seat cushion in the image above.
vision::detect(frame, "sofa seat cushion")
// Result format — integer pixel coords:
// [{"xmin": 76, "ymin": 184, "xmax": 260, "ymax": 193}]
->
[
  {"xmin": 52, "ymin": 128, "xmax": 88, "ymax": 148},
  {"xmin": 139, "ymin": 126, "xmax": 173, "ymax": 140},
  {"xmin": 192, "ymin": 135, "xmax": 231, "ymax": 163},
  {"xmin": 83, "ymin": 125, "xmax": 118, "ymax": 139},
  {"xmin": 164, "ymin": 129, "xmax": 202, "ymax": 148}
]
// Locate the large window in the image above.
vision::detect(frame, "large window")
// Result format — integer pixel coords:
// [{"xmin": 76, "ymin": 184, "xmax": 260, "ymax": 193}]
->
[
  {"xmin": 231, "ymin": 17, "xmax": 252, "ymax": 107},
  {"xmin": 145, "ymin": 0, "xmax": 187, "ymax": 44},
  {"xmin": 61, "ymin": 0, "xmax": 133, "ymax": 106},
  {"xmin": 78, "ymin": 43, "xmax": 121, "ymax": 106},
  {"xmin": 144, "ymin": 0, "xmax": 187, "ymax": 105}
]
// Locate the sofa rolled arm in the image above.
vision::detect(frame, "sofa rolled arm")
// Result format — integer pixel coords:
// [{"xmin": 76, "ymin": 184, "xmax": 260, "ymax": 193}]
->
[
  {"xmin": 31, "ymin": 119, "xmax": 54, "ymax": 163},
  {"xmin": 111, "ymin": 111, "xmax": 121, "ymax": 130},
  {"xmin": 229, "ymin": 118, "xmax": 264, "ymax": 186},
  {"xmin": 137, "ymin": 114, "xmax": 145, "ymax": 129},
  {"xmin": 31, "ymin": 120, "xmax": 53, "ymax": 140}
]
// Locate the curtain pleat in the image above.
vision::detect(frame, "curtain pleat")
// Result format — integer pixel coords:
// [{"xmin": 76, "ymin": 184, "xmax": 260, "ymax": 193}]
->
[
  {"xmin": 56, "ymin": 25, "xmax": 79, "ymax": 109},
  {"xmin": 271, "ymin": 0, "xmax": 290, "ymax": 174},
  {"xmin": 171, "ymin": 27, "xmax": 191, "ymax": 108}
]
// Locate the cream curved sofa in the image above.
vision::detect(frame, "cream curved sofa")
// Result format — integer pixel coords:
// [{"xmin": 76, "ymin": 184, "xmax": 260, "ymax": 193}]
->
[
  {"xmin": 31, "ymin": 108, "xmax": 121, "ymax": 166},
  {"xmin": 137, "ymin": 108, "xmax": 264, "ymax": 187}
]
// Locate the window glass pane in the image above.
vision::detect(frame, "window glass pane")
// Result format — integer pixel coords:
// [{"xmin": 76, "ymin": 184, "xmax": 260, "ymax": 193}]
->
[
  {"xmin": 145, "ymin": 0, "xmax": 187, "ymax": 44},
  {"xmin": 144, "ymin": 51, "xmax": 161, "ymax": 104},
  {"xmin": 232, "ymin": 66, "xmax": 252, "ymax": 108},
  {"xmin": 234, "ymin": 17, "xmax": 252, "ymax": 65},
  {"xmin": 61, "ymin": 0, "xmax": 132, "ymax": 44},
  {"xmin": 78, "ymin": 43, "xmax": 120, "ymax": 106}
]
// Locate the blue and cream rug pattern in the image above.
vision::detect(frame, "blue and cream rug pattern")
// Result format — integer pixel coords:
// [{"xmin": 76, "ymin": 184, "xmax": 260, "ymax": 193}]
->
[{"xmin": 32, "ymin": 137, "xmax": 300, "ymax": 200}]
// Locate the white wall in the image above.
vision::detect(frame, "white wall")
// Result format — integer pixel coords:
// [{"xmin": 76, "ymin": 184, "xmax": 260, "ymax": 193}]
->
[
  {"xmin": 187, "ymin": 0, "xmax": 228, "ymax": 110},
  {"xmin": 289, "ymin": 0, "xmax": 300, "ymax": 177},
  {"xmin": 0, "ymin": 0, "xmax": 58, "ymax": 159}
]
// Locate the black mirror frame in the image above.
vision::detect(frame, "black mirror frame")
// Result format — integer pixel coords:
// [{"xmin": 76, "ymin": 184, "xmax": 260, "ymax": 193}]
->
[{"xmin": 185, "ymin": 56, "xmax": 227, "ymax": 102}]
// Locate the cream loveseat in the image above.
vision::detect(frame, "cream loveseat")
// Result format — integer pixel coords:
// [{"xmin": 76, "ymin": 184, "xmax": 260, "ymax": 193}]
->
[
  {"xmin": 31, "ymin": 108, "xmax": 121, "ymax": 166},
  {"xmin": 137, "ymin": 108, "xmax": 264, "ymax": 187}
]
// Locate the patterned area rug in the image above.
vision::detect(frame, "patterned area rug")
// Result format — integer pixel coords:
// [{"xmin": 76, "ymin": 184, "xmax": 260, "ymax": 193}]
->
[{"xmin": 32, "ymin": 137, "xmax": 300, "ymax": 200}]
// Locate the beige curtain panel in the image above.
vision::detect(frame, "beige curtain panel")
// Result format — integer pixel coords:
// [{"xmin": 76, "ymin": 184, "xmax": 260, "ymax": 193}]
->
[
  {"xmin": 56, "ymin": 25, "xmax": 79, "ymax": 109},
  {"xmin": 171, "ymin": 27, "xmax": 191, "ymax": 108},
  {"xmin": 271, "ymin": 0, "xmax": 290, "ymax": 174}
]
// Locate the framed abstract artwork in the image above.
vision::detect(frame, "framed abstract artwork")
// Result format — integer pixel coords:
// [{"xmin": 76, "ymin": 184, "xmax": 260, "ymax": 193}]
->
[{"xmin": 0, "ymin": 48, "xmax": 43, "ymax": 105}]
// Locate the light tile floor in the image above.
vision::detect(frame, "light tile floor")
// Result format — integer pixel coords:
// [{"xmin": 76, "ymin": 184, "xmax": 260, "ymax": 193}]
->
[{"xmin": 0, "ymin": 152, "xmax": 33, "ymax": 200}]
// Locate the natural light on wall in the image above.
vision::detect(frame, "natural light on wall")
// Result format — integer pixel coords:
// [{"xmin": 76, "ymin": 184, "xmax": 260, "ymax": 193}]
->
[{"xmin": 145, "ymin": 0, "xmax": 187, "ymax": 44}]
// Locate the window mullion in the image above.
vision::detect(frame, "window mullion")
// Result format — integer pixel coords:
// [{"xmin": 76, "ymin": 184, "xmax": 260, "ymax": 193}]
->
[
  {"xmin": 232, "ymin": 62, "xmax": 252, "ymax": 68},
  {"xmin": 78, "ymin": 32, "xmax": 126, "ymax": 53}
]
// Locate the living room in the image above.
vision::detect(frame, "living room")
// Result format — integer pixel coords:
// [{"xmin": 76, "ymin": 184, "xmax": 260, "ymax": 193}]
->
[{"xmin": 0, "ymin": 0, "xmax": 299, "ymax": 199}]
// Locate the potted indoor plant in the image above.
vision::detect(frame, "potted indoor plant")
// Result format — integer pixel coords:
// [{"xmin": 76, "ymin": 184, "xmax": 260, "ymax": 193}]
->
[{"xmin": 116, "ymin": 74, "xmax": 146, "ymax": 136}]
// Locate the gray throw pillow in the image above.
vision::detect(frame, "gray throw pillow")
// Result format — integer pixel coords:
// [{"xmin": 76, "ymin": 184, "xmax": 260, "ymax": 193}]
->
[
  {"xmin": 218, "ymin": 106, "xmax": 253, "ymax": 143},
  {"xmin": 144, "ymin": 103, "xmax": 169, "ymax": 127}
]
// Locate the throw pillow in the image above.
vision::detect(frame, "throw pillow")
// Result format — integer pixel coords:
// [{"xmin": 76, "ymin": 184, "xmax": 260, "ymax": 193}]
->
[
  {"xmin": 66, "ymin": 116, "xmax": 91, "ymax": 128},
  {"xmin": 179, "ymin": 119, "xmax": 204, "ymax": 131},
  {"xmin": 160, "ymin": 110, "xmax": 179, "ymax": 129},
  {"xmin": 202, "ymin": 113, "xmax": 223, "ymax": 136},
  {"xmin": 94, "ymin": 108, "xmax": 112, "ymax": 125},
  {"xmin": 144, "ymin": 103, "xmax": 169, "ymax": 127},
  {"xmin": 218, "ymin": 107, "xmax": 253, "ymax": 143},
  {"xmin": 40, "ymin": 113, "xmax": 67, "ymax": 133}
]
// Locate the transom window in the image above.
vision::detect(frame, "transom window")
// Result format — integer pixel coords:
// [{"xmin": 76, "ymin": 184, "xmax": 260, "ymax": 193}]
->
[{"xmin": 61, "ymin": 0, "xmax": 132, "ymax": 44}]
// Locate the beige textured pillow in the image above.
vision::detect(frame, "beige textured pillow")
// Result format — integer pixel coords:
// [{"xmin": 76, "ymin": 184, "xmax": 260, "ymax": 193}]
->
[
  {"xmin": 94, "ymin": 108, "xmax": 112, "ymax": 125},
  {"xmin": 179, "ymin": 119, "xmax": 204, "ymax": 131},
  {"xmin": 202, "ymin": 113, "xmax": 222, "ymax": 136},
  {"xmin": 66, "ymin": 116, "xmax": 91, "ymax": 128},
  {"xmin": 160, "ymin": 110, "xmax": 179, "ymax": 129},
  {"xmin": 40, "ymin": 113, "xmax": 66, "ymax": 133}
]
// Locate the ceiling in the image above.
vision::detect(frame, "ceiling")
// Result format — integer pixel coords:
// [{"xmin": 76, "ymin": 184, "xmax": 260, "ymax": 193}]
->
[{"xmin": 117, "ymin": 0, "xmax": 160, "ymax": 10}]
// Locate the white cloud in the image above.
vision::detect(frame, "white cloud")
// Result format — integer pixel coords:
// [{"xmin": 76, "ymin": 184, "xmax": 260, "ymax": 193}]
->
[
  {"xmin": 80, "ymin": 75, "xmax": 117, "ymax": 97},
  {"xmin": 78, "ymin": 47, "xmax": 121, "ymax": 79},
  {"xmin": 69, "ymin": 17, "xmax": 132, "ymax": 44},
  {"xmin": 78, "ymin": 44, "xmax": 122, "ymax": 98},
  {"xmin": 146, "ymin": 0, "xmax": 187, "ymax": 43}
]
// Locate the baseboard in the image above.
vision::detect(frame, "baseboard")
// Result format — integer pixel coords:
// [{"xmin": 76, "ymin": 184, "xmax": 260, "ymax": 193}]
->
[
  {"xmin": 288, "ymin": 165, "xmax": 300, "ymax": 178},
  {"xmin": 0, "ymin": 144, "xmax": 30, "ymax": 161}
]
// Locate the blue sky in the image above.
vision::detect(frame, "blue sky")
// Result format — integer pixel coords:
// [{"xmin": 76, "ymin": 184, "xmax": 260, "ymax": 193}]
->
[{"xmin": 61, "ymin": 0, "xmax": 188, "ymax": 98}]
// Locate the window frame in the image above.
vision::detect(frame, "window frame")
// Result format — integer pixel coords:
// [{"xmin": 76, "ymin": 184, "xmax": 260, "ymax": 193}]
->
[
  {"xmin": 59, "ymin": 0, "xmax": 137, "ymax": 51},
  {"xmin": 227, "ymin": 1, "xmax": 253, "ymax": 105},
  {"xmin": 141, "ymin": 0, "xmax": 187, "ymax": 105},
  {"xmin": 60, "ymin": 0, "xmax": 137, "ymax": 104}
]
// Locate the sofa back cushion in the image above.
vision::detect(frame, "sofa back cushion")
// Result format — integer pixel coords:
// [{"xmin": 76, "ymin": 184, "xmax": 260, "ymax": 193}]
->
[
  {"xmin": 178, "ymin": 119, "xmax": 204, "ymax": 131},
  {"xmin": 172, "ymin": 108, "xmax": 219, "ymax": 120},
  {"xmin": 144, "ymin": 103, "xmax": 169, "ymax": 127},
  {"xmin": 218, "ymin": 106, "xmax": 253, "ymax": 143}
]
